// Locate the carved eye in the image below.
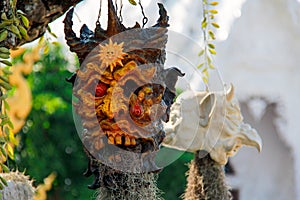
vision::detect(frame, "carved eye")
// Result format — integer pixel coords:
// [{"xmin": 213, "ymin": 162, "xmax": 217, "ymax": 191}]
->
[
  {"xmin": 131, "ymin": 103, "xmax": 143, "ymax": 117},
  {"xmin": 95, "ymin": 82, "xmax": 108, "ymax": 97}
]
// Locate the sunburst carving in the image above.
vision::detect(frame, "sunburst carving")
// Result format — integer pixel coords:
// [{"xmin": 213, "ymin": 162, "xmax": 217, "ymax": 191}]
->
[{"xmin": 98, "ymin": 39, "xmax": 127, "ymax": 72}]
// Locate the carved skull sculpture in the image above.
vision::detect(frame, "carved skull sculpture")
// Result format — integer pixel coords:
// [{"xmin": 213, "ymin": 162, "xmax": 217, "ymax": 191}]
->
[{"xmin": 163, "ymin": 84, "xmax": 262, "ymax": 165}]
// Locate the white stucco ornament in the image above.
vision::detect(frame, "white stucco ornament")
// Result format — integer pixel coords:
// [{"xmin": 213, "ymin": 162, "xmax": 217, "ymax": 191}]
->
[{"xmin": 162, "ymin": 84, "xmax": 262, "ymax": 165}]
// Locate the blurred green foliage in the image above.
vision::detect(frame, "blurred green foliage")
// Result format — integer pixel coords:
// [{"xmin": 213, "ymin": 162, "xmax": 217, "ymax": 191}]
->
[
  {"xmin": 11, "ymin": 43, "xmax": 193, "ymax": 200},
  {"xmin": 158, "ymin": 151, "xmax": 194, "ymax": 200},
  {"xmin": 14, "ymin": 44, "xmax": 94, "ymax": 199}
]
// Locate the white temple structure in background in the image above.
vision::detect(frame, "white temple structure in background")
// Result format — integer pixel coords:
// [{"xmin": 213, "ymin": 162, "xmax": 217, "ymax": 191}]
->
[{"xmin": 215, "ymin": 0, "xmax": 300, "ymax": 199}]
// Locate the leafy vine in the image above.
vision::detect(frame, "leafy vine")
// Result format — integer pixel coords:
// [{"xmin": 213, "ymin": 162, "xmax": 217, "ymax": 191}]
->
[
  {"xmin": 0, "ymin": 0, "xmax": 29, "ymax": 193},
  {"xmin": 198, "ymin": 0, "xmax": 220, "ymax": 83}
]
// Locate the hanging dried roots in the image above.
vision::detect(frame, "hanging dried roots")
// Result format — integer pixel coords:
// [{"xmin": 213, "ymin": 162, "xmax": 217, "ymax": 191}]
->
[
  {"xmin": 183, "ymin": 152, "xmax": 232, "ymax": 200},
  {"xmin": 96, "ymin": 171, "xmax": 163, "ymax": 200}
]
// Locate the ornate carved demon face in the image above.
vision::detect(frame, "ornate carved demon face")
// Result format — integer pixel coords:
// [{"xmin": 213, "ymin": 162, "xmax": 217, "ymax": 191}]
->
[
  {"xmin": 163, "ymin": 85, "xmax": 262, "ymax": 165},
  {"xmin": 64, "ymin": 2, "xmax": 184, "ymax": 177}
]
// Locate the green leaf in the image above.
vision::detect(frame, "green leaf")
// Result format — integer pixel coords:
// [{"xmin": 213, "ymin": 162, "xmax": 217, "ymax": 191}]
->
[
  {"xmin": 21, "ymin": 15, "xmax": 30, "ymax": 28},
  {"xmin": 0, "ymin": 47, "xmax": 10, "ymax": 54},
  {"xmin": 197, "ymin": 63, "xmax": 205, "ymax": 69},
  {"xmin": 0, "ymin": 81, "xmax": 12, "ymax": 90},
  {"xmin": 2, "ymin": 69, "xmax": 12, "ymax": 75},
  {"xmin": 1, "ymin": 13, "xmax": 7, "ymax": 20},
  {"xmin": 7, "ymin": 120, "xmax": 14, "ymax": 129},
  {"xmin": 4, "ymin": 100, "xmax": 10, "ymax": 110},
  {"xmin": 0, "ymin": 95, "xmax": 8, "ymax": 100},
  {"xmin": 0, "ymin": 53, "xmax": 10, "ymax": 59},
  {"xmin": 0, "ymin": 163, "xmax": 9, "ymax": 173},
  {"xmin": 0, "ymin": 60, "xmax": 12, "ymax": 66},
  {"xmin": 49, "ymin": 31, "xmax": 57, "ymax": 38},
  {"xmin": 0, "ymin": 20, "xmax": 14, "ymax": 29},
  {"xmin": 13, "ymin": 18, "xmax": 20, "ymax": 26},
  {"xmin": 208, "ymin": 43, "xmax": 215, "ymax": 49},
  {"xmin": 9, "ymin": 24, "xmax": 20, "ymax": 35},
  {"xmin": 0, "ymin": 30, "xmax": 8, "ymax": 42},
  {"xmin": 212, "ymin": 22, "xmax": 220, "ymax": 28},
  {"xmin": 202, "ymin": 76, "xmax": 208, "ymax": 84},
  {"xmin": 0, "ymin": 176, "xmax": 8, "ymax": 187},
  {"xmin": 0, "ymin": 146, "xmax": 7, "ymax": 157},
  {"xmin": 128, "ymin": 0, "xmax": 137, "ymax": 5},
  {"xmin": 18, "ymin": 25, "xmax": 29, "ymax": 40},
  {"xmin": 0, "ymin": 75, "xmax": 9, "ymax": 83}
]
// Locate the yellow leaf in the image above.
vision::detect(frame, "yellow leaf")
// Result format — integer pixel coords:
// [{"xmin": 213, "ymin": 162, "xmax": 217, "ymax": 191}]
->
[
  {"xmin": 6, "ymin": 144, "xmax": 14, "ymax": 160},
  {"xmin": 209, "ymin": 63, "xmax": 215, "ymax": 69},
  {"xmin": 210, "ymin": 2, "xmax": 219, "ymax": 6},
  {"xmin": 212, "ymin": 22, "xmax": 220, "ymax": 28},
  {"xmin": 208, "ymin": 30, "xmax": 216, "ymax": 40},
  {"xmin": 43, "ymin": 45, "xmax": 50, "ymax": 54},
  {"xmin": 209, "ymin": 48, "xmax": 217, "ymax": 55},
  {"xmin": 202, "ymin": 22, "xmax": 208, "ymax": 28},
  {"xmin": 209, "ymin": 10, "xmax": 218, "ymax": 14},
  {"xmin": 198, "ymin": 50, "xmax": 205, "ymax": 56}
]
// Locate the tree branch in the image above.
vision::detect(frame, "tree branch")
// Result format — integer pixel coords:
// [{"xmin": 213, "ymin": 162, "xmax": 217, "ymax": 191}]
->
[{"xmin": 0, "ymin": 0, "xmax": 83, "ymax": 48}]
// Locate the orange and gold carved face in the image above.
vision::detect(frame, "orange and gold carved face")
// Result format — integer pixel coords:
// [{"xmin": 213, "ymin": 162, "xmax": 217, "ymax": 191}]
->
[{"xmin": 73, "ymin": 39, "xmax": 168, "ymax": 155}]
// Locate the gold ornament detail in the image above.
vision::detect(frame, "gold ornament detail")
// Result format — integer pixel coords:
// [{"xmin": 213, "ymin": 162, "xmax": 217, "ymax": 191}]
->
[{"xmin": 98, "ymin": 39, "xmax": 127, "ymax": 72}]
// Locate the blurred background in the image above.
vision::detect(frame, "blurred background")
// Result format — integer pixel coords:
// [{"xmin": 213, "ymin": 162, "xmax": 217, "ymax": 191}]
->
[{"xmin": 5, "ymin": 0, "xmax": 300, "ymax": 199}]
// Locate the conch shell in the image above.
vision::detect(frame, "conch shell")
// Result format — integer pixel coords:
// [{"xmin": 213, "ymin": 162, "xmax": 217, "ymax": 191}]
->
[{"xmin": 163, "ymin": 84, "xmax": 262, "ymax": 165}]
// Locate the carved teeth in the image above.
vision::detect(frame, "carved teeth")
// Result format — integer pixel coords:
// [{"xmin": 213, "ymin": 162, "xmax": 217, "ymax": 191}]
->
[
  {"xmin": 125, "ymin": 136, "xmax": 131, "ymax": 146},
  {"xmin": 115, "ymin": 135, "xmax": 122, "ymax": 145},
  {"xmin": 131, "ymin": 138, "xmax": 136, "ymax": 146},
  {"xmin": 106, "ymin": 133, "xmax": 137, "ymax": 146},
  {"xmin": 108, "ymin": 136, "xmax": 115, "ymax": 144}
]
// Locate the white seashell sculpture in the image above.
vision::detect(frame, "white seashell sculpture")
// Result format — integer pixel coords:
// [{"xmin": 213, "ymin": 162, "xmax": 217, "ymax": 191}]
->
[{"xmin": 163, "ymin": 84, "xmax": 262, "ymax": 165}]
